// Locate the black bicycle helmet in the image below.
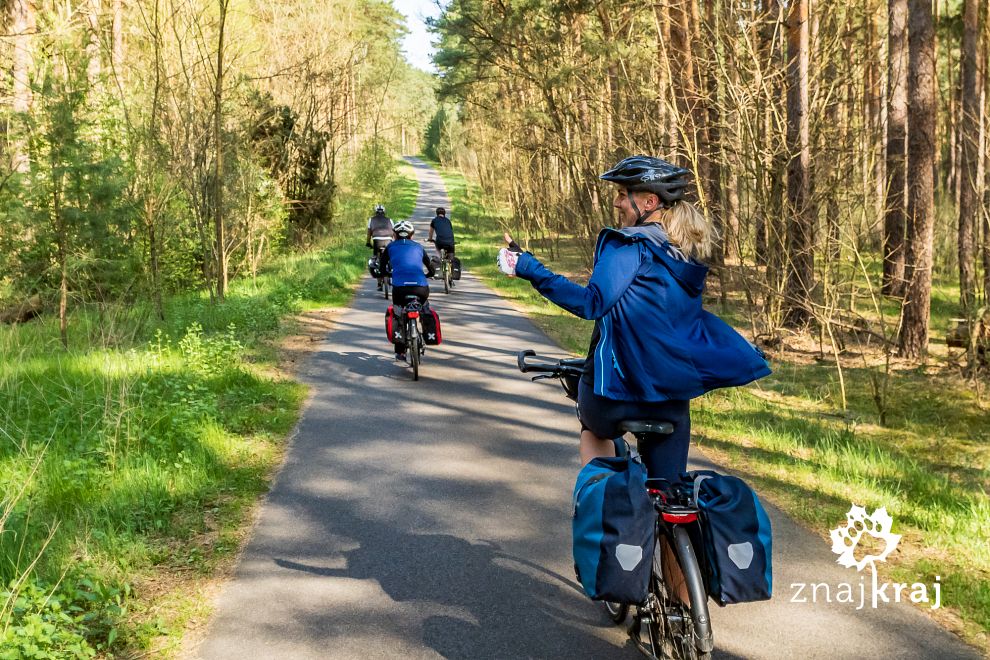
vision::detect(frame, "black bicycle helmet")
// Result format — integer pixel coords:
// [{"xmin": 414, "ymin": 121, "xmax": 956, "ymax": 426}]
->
[{"xmin": 600, "ymin": 155, "xmax": 690, "ymax": 206}]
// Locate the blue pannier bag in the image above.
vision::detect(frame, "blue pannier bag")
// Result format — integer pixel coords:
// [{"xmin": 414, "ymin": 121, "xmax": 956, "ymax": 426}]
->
[
  {"xmin": 572, "ymin": 455, "xmax": 655, "ymax": 603},
  {"xmin": 686, "ymin": 470, "xmax": 773, "ymax": 605}
]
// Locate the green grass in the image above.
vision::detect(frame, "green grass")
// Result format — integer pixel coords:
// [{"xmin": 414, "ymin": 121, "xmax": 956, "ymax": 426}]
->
[
  {"xmin": 387, "ymin": 159, "xmax": 419, "ymax": 220},
  {"xmin": 433, "ymin": 161, "xmax": 990, "ymax": 648},
  {"xmin": 0, "ymin": 159, "xmax": 417, "ymax": 657},
  {"xmin": 433, "ymin": 163, "xmax": 595, "ymax": 353}
]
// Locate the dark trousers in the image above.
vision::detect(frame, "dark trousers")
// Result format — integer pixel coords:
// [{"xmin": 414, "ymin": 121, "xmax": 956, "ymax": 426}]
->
[
  {"xmin": 577, "ymin": 379, "xmax": 691, "ymax": 483},
  {"xmin": 392, "ymin": 285, "xmax": 429, "ymax": 306}
]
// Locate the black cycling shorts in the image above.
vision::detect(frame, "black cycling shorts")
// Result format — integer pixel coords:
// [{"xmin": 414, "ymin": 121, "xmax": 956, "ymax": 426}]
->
[
  {"xmin": 392, "ymin": 285, "xmax": 429, "ymax": 306},
  {"xmin": 434, "ymin": 241, "xmax": 455, "ymax": 255},
  {"xmin": 577, "ymin": 379, "xmax": 691, "ymax": 483}
]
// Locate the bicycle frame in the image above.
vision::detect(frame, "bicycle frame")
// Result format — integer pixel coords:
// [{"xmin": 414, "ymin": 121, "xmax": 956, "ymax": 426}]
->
[
  {"xmin": 439, "ymin": 248, "xmax": 453, "ymax": 293},
  {"xmin": 516, "ymin": 349, "xmax": 713, "ymax": 660}
]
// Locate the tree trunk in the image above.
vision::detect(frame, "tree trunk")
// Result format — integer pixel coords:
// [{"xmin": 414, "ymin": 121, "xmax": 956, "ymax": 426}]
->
[
  {"xmin": 884, "ymin": 0, "xmax": 909, "ymax": 296},
  {"xmin": 667, "ymin": 0, "xmax": 696, "ymax": 164},
  {"xmin": 86, "ymin": 0, "xmax": 102, "ymax": 84},
  {"xmin": 599, "ymin": 5, "xmax": 620, "ymax": 154},
  {"xmin": 52, "ymin": 150, "xmax": 68, "ymax": 349},
  {"xmin": 704, "ymin": 1, "xmax": 724, "ymax": 265},
  {"xmin": 10, "ymin": 0, "xmax": 36, "ymax": 172},
  {"xmin": 982, "ymin": 1, "xmax": 990, "ymax": 302},
  {"xmin": 872, "ymin": 7, "xmax": 887, "ymax": 243},
  {"xmin": 112, "ymin": 0, "xmax": 124, "ymax": 72},
  {"xmin": 214, "ymin": 0, "xmax": 228, "ymax": 301},
  {"xmin": 898, "ymin": 0, "xmax": 937, "ymax": 360},
  {"xmin": 784, "ymin": 0, "xmax": 814, "ymax": 326},
  {"xmin": 958, "ymin": 0, "xmax": 980, "ymax": 311}
]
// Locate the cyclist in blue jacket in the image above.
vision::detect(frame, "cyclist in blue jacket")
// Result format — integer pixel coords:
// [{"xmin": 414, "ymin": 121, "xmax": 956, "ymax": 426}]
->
[
  {"xmin": 498, "ymin": 155, "xmax": 770, "ymax": 481},
  {"xmin": 381, "ymin": 221, "xmax": 435, "ymax": 361}
]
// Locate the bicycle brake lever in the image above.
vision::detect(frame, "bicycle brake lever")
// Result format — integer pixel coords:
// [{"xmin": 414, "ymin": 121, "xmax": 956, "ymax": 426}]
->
[{"xmin": 531, "ymin": 374, "xmax": 554, "ymax": 382}]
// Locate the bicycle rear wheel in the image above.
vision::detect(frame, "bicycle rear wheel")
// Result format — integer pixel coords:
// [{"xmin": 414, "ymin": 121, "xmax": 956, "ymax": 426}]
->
[
  {"xmin": 408, "ymin": 324, "xmax": 420, "ymax": 381},
  {"xmin": 635, "ymin": 526, "xmax": 712, "ymax": 660}
]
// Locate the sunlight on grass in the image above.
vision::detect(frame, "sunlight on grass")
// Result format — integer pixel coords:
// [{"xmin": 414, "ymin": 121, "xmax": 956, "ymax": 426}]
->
[{"xmin": 0, "ymin": 158, "xmax": 417, "ymax": 656}]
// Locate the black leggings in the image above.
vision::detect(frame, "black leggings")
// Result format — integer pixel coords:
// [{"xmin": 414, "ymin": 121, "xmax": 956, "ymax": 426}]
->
[
  {"xmin": 577, "ymin": 379, "xmax": 691, "ymax": 484},
  {"xmin": 392, "ymin": 286, "xmax": 429, "ymax": 306}
]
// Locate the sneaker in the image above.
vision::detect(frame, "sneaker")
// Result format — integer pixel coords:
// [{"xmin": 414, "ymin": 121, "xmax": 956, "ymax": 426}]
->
[{"xmin": 395, "ymin": 353, "xmax": 406, "ymax": 362}]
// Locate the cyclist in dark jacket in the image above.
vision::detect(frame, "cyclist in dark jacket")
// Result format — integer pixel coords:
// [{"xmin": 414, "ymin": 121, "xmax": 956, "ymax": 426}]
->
[
  {"xmin": 497, "ymin": 155, "xmax": 770, "ymax": 480},
  {"xmin": 427, "ymin": 207, "xmax": 456, "ymax": 257}
]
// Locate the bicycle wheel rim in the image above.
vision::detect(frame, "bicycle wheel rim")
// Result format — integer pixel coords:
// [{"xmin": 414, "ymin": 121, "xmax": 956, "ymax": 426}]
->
[{"xmin": 603, "ymin": 601, "xmax": 628, "ymax": 624}]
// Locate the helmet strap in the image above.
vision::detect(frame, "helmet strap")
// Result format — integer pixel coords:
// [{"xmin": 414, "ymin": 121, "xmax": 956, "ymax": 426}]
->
[{"xmin": 629, "ymin": 194, "xmax": 660, "ymax": 226}]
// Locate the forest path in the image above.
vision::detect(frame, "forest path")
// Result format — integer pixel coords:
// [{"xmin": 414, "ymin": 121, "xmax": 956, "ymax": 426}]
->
[{"xmin": 194, "ymin": 158, "xmax": 979, "ymax": 660}]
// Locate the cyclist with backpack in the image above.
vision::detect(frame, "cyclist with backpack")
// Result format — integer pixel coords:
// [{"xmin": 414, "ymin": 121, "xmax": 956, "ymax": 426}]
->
[
  {"xmin": 427, "ymin": 207, "xmax": 456, "ymax": 258},
  {"xmin": 381, "ymin": 221, "xmax": 435, "ymax": 361},
  {"xmin": 497, "ymin": 155, "xmax": 770, "ymax": 480},
  {"xmin": 366, "ymin": 204, "xmax": 394, "ymax": 290}
]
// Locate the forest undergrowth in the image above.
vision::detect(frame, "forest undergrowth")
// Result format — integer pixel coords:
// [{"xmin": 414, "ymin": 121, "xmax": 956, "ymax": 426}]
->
[
  {"xmin": 433, "ymin": 162, "xmax": 990, "ymax": 650},
  {"xmin": 0, "ymin": 162, "xmax": 418, "ymax": 657}
]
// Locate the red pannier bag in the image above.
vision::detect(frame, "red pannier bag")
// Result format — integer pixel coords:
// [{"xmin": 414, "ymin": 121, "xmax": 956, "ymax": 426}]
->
[
  {"xmin": 421, "ymin": 305, "xmax": 442, "ymax": 345},
  {"xmin": 385, "ymin": 305, "xmax": 403, "ymax": 344}
]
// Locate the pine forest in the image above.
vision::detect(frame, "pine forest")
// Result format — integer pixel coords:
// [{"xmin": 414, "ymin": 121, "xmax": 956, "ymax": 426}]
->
[{"xmin": 1, "ymin": 0, "xmax": 989, "ymax": 655}]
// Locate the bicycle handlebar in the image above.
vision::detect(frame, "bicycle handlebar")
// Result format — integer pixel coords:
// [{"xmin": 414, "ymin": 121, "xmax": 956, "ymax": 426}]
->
[{"xmin": 516, "ymin": 350, "xmax": 584, "ymax": 376}]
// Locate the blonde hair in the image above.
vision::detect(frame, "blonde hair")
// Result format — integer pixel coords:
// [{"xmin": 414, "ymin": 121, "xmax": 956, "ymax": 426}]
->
[{"xmin": 658, "ymin": 200, "xmax": 716, "ymax": 260}]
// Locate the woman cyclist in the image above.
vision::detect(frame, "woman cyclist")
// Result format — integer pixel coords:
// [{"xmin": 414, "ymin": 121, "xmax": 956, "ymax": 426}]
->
[{"xmin": 497, "ymin": 155, "xmax": 770, "ymax": 481}]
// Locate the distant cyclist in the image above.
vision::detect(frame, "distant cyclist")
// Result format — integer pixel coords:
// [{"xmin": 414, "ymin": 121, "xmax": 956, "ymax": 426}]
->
[
  {"xmin": 380, "ymin": 221, "xmax": 435, "ymax": 361},
  {"xmin": 427, "ymin": 207, "xmax": 456, "ymax": 259},
  {"xmin": 497, "ymin": 155, "xmax": 770, "ymax": 479}
]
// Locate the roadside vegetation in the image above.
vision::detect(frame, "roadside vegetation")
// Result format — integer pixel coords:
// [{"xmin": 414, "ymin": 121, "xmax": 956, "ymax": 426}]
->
[
  {"xmin": 434, "ymin": 163, "xmax": 990, "ymax": 650},
  {"xmin": 0, "ymin": 162, "xmax": 417, "ymax": 658}
]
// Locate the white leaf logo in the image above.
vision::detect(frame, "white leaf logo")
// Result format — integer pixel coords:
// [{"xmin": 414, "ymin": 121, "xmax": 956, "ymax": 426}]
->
[{"xmin": 829, "ymin": 505, "xmax": 901, "ymax": 571}]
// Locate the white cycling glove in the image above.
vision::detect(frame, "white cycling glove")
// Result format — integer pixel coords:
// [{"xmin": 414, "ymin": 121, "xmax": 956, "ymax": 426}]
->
[
  {"xmin": 497, "ymin": 248, "xmax": 520, "ymax": 276},
  {"xmin": 497, "ymin": 236, "xmax": 524, "ymax": 276}
]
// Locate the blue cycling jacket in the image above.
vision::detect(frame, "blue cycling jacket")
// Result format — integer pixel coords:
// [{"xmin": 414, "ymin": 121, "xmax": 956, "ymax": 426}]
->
[
  {"xmin": 383, "ymin": 239, "xmax": 432, "ymax": 287},
  {"xmin": 515, "ymin": 224, "xmax": 771, "ymax": 401}
]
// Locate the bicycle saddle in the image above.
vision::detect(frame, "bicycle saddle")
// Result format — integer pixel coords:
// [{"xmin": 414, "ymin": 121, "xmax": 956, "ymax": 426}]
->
[{"xmin": 620, "ymin": 420, "xmax": 675, "ymax": 436}]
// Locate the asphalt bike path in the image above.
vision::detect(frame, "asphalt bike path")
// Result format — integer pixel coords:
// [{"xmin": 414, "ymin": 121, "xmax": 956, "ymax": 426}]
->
[{"xmin": 196, "ymin": 158, "xmax": 980, "ymax": 659}]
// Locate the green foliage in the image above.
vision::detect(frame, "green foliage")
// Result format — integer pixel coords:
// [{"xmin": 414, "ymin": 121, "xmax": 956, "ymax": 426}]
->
[
  {"xmin": 423, "ymin": 105, "xmax": 465, "ymax": 165},
  {"xmin": 243, "ymin": 90, "xmax": 329, "ymax": 237},
  {"xmin": 352, "ymin": 136, "xmax": 399, "ymax": 202},
  {"xmin": 0, "ymin": 573, "xmax": 131, "ymax": 658},
  {"xmin": 1, "ymin": 34, "xmax": 133, "ymax": 305},
  {"xmin": 0, "ymin": 159, "xmax": 414, "ymax": 653},
  {"xmin": 0, "ymin": 0, "xmax": 436, "ymax": 318}
]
